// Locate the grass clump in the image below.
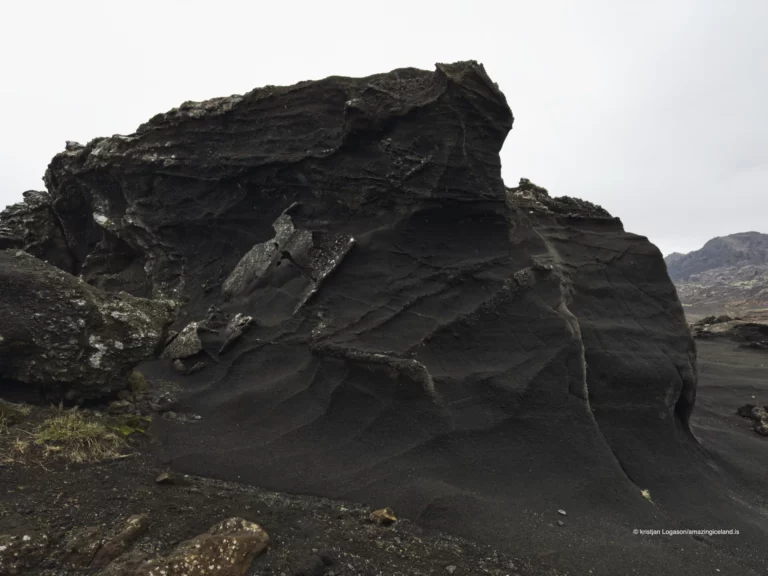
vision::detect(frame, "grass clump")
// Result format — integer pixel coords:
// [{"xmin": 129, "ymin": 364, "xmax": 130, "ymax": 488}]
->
[
  {"xmin": 0, "ymin": 400, "xmax": 31, "ymax": 427},
  {"xmin": 641, "ymin": 489, "xmax": 653, "ymax": 502},
  {"xmin": 34, "ymin": 409, "xmax": 125, "ymax": 463}
]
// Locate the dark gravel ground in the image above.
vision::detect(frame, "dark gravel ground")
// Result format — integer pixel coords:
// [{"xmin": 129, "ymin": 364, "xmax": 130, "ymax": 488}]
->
[{"xmin": 0, "ymin": 425, "xmax": 558, "ymax": 576}]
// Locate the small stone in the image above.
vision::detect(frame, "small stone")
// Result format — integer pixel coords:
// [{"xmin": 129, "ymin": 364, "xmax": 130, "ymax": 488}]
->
[
  {"xmin": 557, "ymin": 509, "xmax": 567, "ymax": 516},
  {"xmin": 172, "ymin": 359, "xmax": 186, "ymax": 373},
  {"xmin": 445, "ymin": 565, "xmax": 457, "ymax": 574},
  {"xmin": 128, "ymin": 371, "xmax": 148, "ymax": 395},
  {"xmin": 162, "ymin": 322, "xmax": 203, "ymax": 360},
  {"xmin": 108, "ymin": 399, "xmax": 132, "ymax": 415},
  {"xmin": 369, "ymin": 507, "xmax": 397, "ymax": 525},
  {"xmin": 188, "ymin": 361, "xmax": 207, "ymax": 374},
  {"xmin": 557, "ymin": 520, "xmax": 565, "ymax": 526},
  {"xmin": 166, "ymin": 411, "xmax": 177, "ymax": 420},
  {"xmin": 155, "ymin": 472, "xmax": 175, "ymax": 485}
]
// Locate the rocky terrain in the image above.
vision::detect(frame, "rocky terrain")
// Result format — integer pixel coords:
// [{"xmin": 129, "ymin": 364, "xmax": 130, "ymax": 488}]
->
[
  {"xmin": 689, "ymin": 314, "xmax": 768, "ymax": 349},
  {"xmin": 665, "ymin": 232, "xmax": 768, "ymax": 320},
  {"xmin": 2, "ymin": 61, "xmax": 768, "ymax": 575}
]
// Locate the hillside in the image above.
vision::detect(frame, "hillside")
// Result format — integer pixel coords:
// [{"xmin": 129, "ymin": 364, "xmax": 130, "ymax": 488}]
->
[{"xmin": 665, "ymin": 232, "xmax": 768, "ymax": 319}]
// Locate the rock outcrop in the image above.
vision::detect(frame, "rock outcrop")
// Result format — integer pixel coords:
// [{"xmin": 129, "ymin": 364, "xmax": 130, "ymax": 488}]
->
[
  {"xmin": 665, "ymin": 232, "xmax": 768, "ymax": 319},
  {"xmin": 690, "ymin": 314, "xmax": 768, "ymax": 348},
  {"xmin": 0, "ymin": 250, "xmax": 176, "ymax": 400},
  {"xmin": 0, "ymin": 190, "xmax": 75, "ymax": 273},
  {"xmin": 5, "ymin": 61, "xmax": 767, "ymax": 574}
]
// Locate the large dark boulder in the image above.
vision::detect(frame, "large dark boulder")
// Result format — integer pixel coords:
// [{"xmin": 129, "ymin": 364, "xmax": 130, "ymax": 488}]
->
[
  {"xmin": 0, "ymin": 250, "xmax": 176, "ymax": 400},
  {"xmin": 28, "ymin": 61, "xmax": 768, "ymax": 574}
]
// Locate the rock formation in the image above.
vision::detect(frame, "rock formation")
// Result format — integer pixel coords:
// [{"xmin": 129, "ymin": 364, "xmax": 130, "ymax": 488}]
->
[
  {"xmin": 690, "ymin": 314, "xmax": 768, "ymax": 348},
  {"xmin": 0, "ymin": 190, "xmax": 74, "ymax": 273},
  {"xmin": 3, "ymin": 61, "xmax": 767, "ymax": 575},
  {"xmin": 0, "ymin": 250, "xmax": 176, "ymax": 400},
  {"xmin": 666, "ymin": 232, "xmax": 768, "ymax": 319}
]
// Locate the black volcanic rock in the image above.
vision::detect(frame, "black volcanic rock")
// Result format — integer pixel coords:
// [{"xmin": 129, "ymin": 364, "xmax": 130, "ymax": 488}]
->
[
  {"xmin": 0, "ymin": 250, "xmax": 176, "ymax": 400},
  {"xmin": 665, "ymin": 232, "xmax": 768, "ymax": 317},
  {"xmin": 690, "ymin": 315, "xmax": 768, "ymax": 348},
  {"xmin": 4, "ymin": 62, "xmax": 768, "ymax": 574},
  {"xmin": 0, "ymin": 190, "xmax": 75, "ymax": 273}
]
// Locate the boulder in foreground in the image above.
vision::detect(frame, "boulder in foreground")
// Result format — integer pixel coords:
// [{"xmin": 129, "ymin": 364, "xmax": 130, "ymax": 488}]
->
[{"xmin": 0, "ymin": 250, "xmax": 176, "ymax": 400}]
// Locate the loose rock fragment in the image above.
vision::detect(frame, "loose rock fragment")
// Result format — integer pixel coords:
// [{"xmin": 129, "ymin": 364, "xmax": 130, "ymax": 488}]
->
[
  {"xmin": 91, "ymin": 514, "xmax": 149, "ymax": 568},
  {"xmin": 162, "ymin": 322, "xmax": 202, "ymax": 360},
  {"xmin": 369, "ymin": 508, "xmax": 397, "ymax": 526},
  {"xmin": 101, "ymin": 517, "xmax": 269, "ymax": 576}
]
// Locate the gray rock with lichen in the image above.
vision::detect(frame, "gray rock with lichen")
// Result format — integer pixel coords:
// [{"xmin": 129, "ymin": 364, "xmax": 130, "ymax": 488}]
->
[
  {"xmin": 0, "ymin": 250, "xmax": 176, "ymax": 400},
  {"xmin": 162, "ymin": 322, "xmax": 202, "ymax": 359},
  {"xmin": 100, "ymin": 517, "xmax": 268, "ymax": 576}
]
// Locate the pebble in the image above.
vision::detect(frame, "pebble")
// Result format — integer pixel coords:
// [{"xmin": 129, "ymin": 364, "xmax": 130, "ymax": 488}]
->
[
  {"xmin": 155, "ymin": 473, "xmax": 175, "ymax": 485},
  {"xmin": 445, "ymin": 565, "xmax": 457, "ymax": 574},
  {"xmin": 557, "ymin": 509, "xmax": 567, "ymax": 516}
]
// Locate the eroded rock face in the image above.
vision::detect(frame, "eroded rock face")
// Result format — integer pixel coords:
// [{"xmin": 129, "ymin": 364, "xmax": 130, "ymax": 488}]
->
[
  {"xmin": 22, "ymin": 61, "xmax": 725, "ymax": 570},
  {"xmin": 0, "ymin": 250, "xmax": 176, "ymax": 400},
  {"xmin": 0, "ymin": 190, "xmax": 75, "ymax": 273},
  {"xmin": 690, "ymin": 315, "xmax": 768, "ymax": 348},
  {"xmin": 43, "ymin": 62, "xmax": 511, "ymax": 308}
]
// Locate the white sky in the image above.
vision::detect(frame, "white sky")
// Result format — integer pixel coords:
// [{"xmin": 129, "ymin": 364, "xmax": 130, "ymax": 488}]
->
[{"xmin": 1, "ymin": 0, "xmax": 766, "ymax": 256}]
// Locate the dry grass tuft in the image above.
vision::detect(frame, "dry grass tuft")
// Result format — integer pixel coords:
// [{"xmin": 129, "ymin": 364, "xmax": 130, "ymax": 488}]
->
[
  {"xmin": 641, "ymin": 489, "xmax": 653, "ymax": 502},
  {"xmin": 33, "ymin": 409, "xmax": 126, "ymax": 463}
]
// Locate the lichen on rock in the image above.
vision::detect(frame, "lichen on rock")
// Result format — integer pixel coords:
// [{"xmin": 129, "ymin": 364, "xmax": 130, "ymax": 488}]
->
[
  {"xmin": 100, "ymin": 517, "xmax": 269, "ymax": 576},
  {"xmin": 0, "ymin": 250, "xmax": 176, "ymax": 400}
]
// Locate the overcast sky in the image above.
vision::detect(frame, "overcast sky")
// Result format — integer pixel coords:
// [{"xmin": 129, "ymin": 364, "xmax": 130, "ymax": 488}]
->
[{"xmin": 1, "ymin": 0, "xmax": 766, "ymax": 256}]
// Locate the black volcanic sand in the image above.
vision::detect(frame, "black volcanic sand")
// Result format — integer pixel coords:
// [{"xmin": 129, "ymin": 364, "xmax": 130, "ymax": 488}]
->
[
  {"xmin": 691, "ymin": 341, "xmax": 768, "ymax": 503},
  {"xmin": 138, "ymin": 342, "xmax": 768, "ymax": 576},
  {"xmin": 3, "ymin": 341, "xmax": 767, "ymax": 575},
  {"xmin": 0, "ymin": 445, "xmax": 548, "ymax": 576}
]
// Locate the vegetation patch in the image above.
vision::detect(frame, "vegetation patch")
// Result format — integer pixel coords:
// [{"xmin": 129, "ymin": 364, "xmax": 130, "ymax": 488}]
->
[
  {"xmin": 641, "ymin": 489, "xmax": 653, "ymax": 502},
  {"xmin": 33, "ymin": 409, "xmax": 126, "ymax": 463}
]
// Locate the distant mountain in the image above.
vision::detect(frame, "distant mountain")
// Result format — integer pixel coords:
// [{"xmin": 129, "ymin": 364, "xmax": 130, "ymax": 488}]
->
[
  {"xmin": 664, "ymin": 252, "xmax": 685, "ymax": 267},
  {"xmin": 665, "ymin": 232, "xmax": 768, "ymax": 320}
]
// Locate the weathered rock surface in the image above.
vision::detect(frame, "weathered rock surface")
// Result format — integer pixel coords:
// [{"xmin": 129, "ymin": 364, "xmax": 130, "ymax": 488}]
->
[
  {"xmin": 0, "ymin": 250, "xmax": 176, "ymax": 400},
  {"xmin": 690, "ymin": 314, "xmax": 768, "ymax": 348},
  {"xmin": 665, "ymin": 232, "xmax": 768, "ymax": 319},
  {"xmin": 101, "ymin": 517, "xmax": 269, "ymax": 576},
  {"xmin": 0, "ymin": 531, "xmax": 50, "ymax": 575},
  {"xmin": 736, "ymin": 404, "xmax": 768, "ymax": 437},
  {"xmin": 0, "ymin": 190, "xmax": 75, "ymax": 273},
  {"xmin": 4, "ymin": 61, "xmax": 768, "ymax": 574}
]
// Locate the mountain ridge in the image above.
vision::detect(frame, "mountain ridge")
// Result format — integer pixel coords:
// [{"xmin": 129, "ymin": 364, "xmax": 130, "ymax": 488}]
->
[{"xmin": 665, "ymin": 231, "xmax": 768, "ymax": 319}]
